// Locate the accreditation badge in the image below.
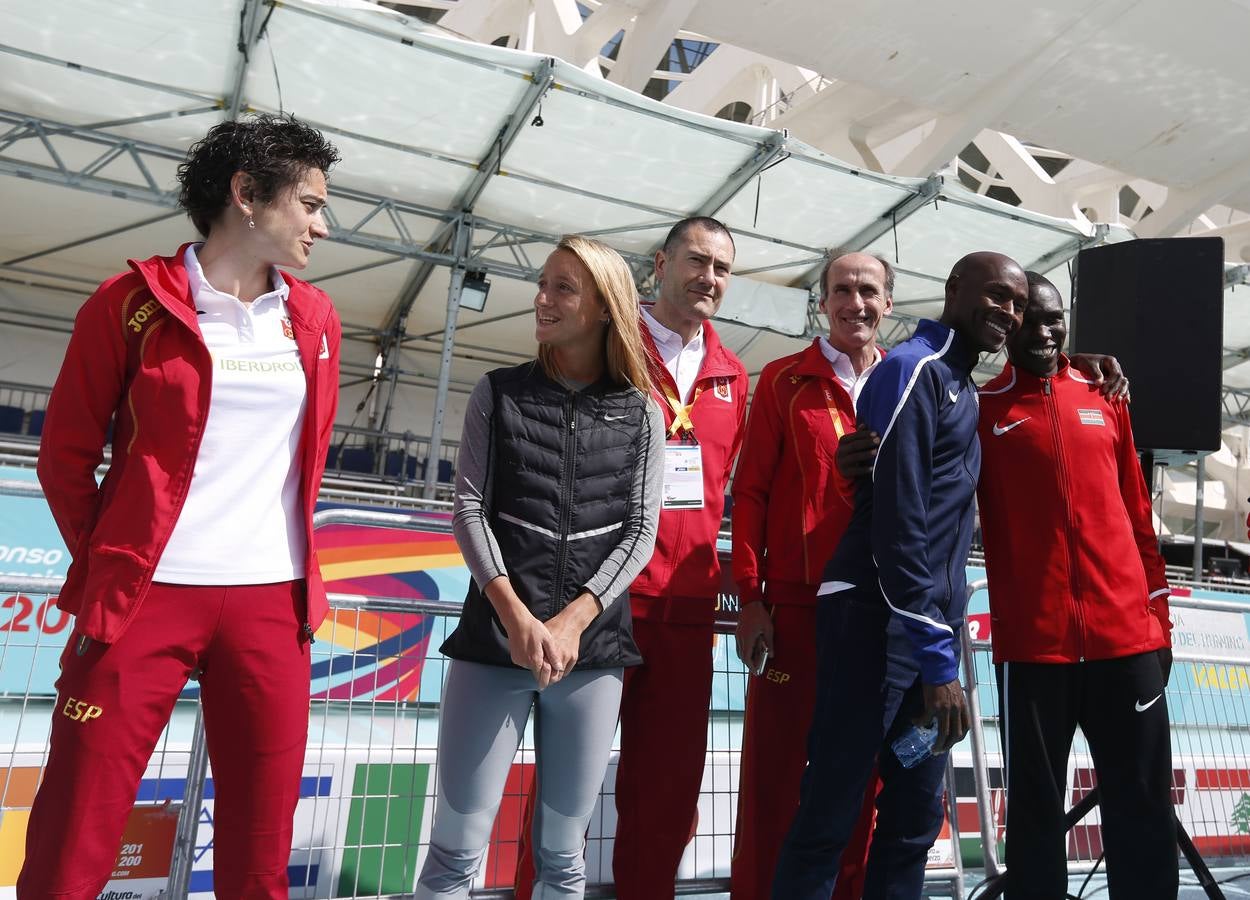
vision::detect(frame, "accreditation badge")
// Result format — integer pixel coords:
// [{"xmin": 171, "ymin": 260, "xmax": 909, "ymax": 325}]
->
[{"xmin": 662, "ymin": 442, "xmax": 704, "ymax": 510}]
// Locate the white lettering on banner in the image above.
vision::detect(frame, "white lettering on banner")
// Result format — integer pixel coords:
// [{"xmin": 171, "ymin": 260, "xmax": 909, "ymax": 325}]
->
[
  {"xmin": 0, "ymin": 546, "xmax": 62, "ymax": 565},
  {"xmin": 1170, "ymin": 608, "xmax": 1250, "ymax": 661},
  {"xmin": 966, "ymin": 613, "xmax": 992, "ymax": 642}
]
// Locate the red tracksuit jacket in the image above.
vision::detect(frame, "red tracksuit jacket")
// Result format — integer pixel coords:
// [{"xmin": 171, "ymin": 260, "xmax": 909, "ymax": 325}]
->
[
  {"xmin": 976, "ymin": 358, "xmax": 1171, "ymax": 663},
  {"xmin": 731, "ymin": 338, "xmax": 858, "ymax": 605},
  {"xmin": 38, "ymin": 245, "xmax": 341, "ymax": 643},
  {"xmin": 630, "ymin": 316, "xmax": 748, "ymax": 621}
]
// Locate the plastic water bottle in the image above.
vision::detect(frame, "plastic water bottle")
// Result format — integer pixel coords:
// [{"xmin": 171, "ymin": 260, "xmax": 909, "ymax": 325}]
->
[{"xmin": 892, "ymin": 720, "xmax": 939, "ymax": 768}]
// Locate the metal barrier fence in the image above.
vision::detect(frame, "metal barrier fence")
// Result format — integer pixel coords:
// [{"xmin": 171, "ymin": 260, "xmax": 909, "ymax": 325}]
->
[
  {"xmin": 960, "ymin": 578, "xmax": 1250, "ymax": 896},
  {"xmin": 0, "ymin": 375, "xmax": 461, "ymax": 487},
  {"xmin": 0, "ymin": 380, "xmax": 49, "ymax": 439},
  {"xmin": 0, "ymin": 504, "xmax": 964, "ymax": 898},
  {"xmin": 6, "ymin": 501, "xmax": 1250, "ymax": 896},
  {"xmin": 326, "ymin": 424, "xmax": 460, "ymax": 487}
]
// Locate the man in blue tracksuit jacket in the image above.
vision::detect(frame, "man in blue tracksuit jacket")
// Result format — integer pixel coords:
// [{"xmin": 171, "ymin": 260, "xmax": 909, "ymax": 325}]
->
[{"xmin": 773, "ymin": 251, "xmax": 1030, "ymax": 899}]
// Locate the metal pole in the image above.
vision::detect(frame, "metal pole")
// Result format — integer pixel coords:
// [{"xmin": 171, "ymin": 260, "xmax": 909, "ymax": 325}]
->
[
  {"xmin": 1194, "ymin": 456, "xmax": 1205, "ymax": 579},
  {"xmin": 944, "ymin": 753, "xmax": 966, "ymax": 899},
  {"xmin": 375, "ymin": 316, "xmax": 406, "ymax": 435},
  {"xmin": 961, "ymin": 580, "xmax": 1003, "ymax": 878},
  {"xmin": 164, "ymin": 703, "xmax": 209, "ymax": 899},
  {"xmin": 424, "ymin": 217, "xmax": 469, "ymax": 499}
]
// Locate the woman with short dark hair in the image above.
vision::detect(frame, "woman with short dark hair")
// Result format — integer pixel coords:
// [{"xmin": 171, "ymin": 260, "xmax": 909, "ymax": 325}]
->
[{"xmin": 19, "ymin": 114, "xmax": 342, "ymax": 900}]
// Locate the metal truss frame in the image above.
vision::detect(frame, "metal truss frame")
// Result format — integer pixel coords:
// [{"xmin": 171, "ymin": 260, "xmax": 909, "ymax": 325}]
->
[
  {"xmin": 5, "ymin": 104, "xmax": 1249, "ymax": 426},
  {"xmin": 2, "ymin": 0, "xmax": 1249, "ymax": 433}
]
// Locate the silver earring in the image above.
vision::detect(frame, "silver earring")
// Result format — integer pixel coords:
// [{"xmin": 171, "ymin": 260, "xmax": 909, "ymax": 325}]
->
[{"xmin": 247, "ymin": 217, "xmax": 255, "ymax": 230}]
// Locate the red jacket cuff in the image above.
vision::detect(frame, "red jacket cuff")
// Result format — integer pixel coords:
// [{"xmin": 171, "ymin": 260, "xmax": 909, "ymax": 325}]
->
[{"xmin": 737, "ymin": 580, "xmax": 764, "ymax": 604}]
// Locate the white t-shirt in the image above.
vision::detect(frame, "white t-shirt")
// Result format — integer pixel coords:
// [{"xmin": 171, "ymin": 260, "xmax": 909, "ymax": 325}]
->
[
  {"xmin": 642, "ymin": 306, "xmax": 706, "ymax": 404},
  {"xmin": 819, "ymin": 336, "xmax": 883, "ymax": 409},
  {"xmin": 153, "ymin": 245, "xmax": 309, "ymax": 584}
]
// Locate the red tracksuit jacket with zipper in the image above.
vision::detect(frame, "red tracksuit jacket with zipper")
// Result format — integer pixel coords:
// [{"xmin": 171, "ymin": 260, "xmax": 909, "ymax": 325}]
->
[
  {"xmin": 976, "ymin": 357, "xmax": 1171, "ymax": 664},
  {"xmin": 37, "ymin": 245, "xmax": 341, "ymax": 644},
  {"xmin": 629, "ymin": 315, "xmax": 748, "ymax": 621},
  {"xmin": 731, "ymin": 338, "xmax": 859, "ymax": 605}
]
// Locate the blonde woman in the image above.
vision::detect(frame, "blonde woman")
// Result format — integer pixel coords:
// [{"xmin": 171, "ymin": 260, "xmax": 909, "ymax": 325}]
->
[{"xmin": 417, "ymin": 236, "xmax": 665, "ymax": 898}]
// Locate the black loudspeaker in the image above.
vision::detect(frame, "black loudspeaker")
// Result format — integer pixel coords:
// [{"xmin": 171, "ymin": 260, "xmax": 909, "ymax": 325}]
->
[{"xmin": 1073, "ymin": 237, "xmax": 1224, "ymax": 455}]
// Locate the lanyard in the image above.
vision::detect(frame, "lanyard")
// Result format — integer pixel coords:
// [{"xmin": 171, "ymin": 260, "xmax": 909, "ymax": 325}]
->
[
  {"xmin": 660, "ymin": 380, "xmax": 705, "ymax": 440},
  {"xmin": 818, "ymin": 380, "xmax": 849, "ymax": 440}
]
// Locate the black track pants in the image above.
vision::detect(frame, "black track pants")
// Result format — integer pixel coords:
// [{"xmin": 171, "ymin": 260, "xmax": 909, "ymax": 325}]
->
[{"xmin": 996, "ymin": 652, "xmax": 1178, "ymax": 900}]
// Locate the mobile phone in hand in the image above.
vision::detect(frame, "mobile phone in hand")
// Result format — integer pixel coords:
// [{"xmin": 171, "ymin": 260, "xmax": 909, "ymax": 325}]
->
[{"xmin": 752, "ymin": 638, "xmax": 770, "ymax": 677}]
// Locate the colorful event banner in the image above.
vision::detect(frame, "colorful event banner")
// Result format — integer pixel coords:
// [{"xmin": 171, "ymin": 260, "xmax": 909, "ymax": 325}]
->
[{"xmin": 0, "ymin": 482, "xmax": 471, "ymax": 700}]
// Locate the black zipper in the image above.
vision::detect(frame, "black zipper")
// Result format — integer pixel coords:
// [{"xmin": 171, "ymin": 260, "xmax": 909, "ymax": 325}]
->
[
  {"xmin": 1044, "ymin": 377, "xmax": 1086, "ymax": 660},
  {"xmin": 551, "ymin": 391, "xmax": 578, "ymax": 614},
  {"xmin": 951, "ymin": 382, "xmax": 976, "ymax": 613}
]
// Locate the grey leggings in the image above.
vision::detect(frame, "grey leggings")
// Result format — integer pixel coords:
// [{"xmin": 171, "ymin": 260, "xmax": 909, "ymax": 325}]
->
[{"xmin": 415, "ymin": 659, "xmax": 624, "ymax": 899}]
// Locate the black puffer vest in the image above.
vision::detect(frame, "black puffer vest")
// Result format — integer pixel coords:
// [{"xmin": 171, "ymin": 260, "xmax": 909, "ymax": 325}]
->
[{"xmin": 441, "ymin": 362, "xmax": 647, "ymax": 669}]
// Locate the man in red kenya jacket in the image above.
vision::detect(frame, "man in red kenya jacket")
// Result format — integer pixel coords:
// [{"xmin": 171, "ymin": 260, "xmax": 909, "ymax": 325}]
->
[
  {"xmin": 729, "ymin": 252, "xmax": 889, "ymax": 899},
  {"xmin": 38, "ymin": 246, "xmax": 341, "ymax": 642},
  {"xmin": 976, "ymin": 272, "xmax": 1175, "ymax": 899},
  {"xmin": 513, "ymin": 217, "xmax": 747, "ymax": 899}
]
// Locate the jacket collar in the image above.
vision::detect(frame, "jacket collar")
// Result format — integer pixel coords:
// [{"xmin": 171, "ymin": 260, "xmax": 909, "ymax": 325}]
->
[
  {"xmin": 129, "ymin": 243, "xmax": 199, "ymax": 334},
  {"xmin": 129, "ymin": 242, "xmax": 333, "ymax": 335},
  {"xmin": 793, "ymin": 336, "xmax": 884, "ymax": 380},
  {"xmin": 639, "ymin": 311, "xmax": 741, "ymax": 385},
  {"xmin": 994, "ymin": 355, "xmax": 1076, "ymax": 392},
  {"xmin": 792, "ymin": 338, "xmax": 835, "ymax": 379},
  {"xmin": 917, "ymin": 318, "xmax": 976, "ymax": 377}
]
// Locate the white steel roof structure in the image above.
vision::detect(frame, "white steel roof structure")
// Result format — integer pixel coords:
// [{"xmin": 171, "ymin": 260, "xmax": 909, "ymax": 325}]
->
[{"xmin": 2, "ymin": 0, "xmax": 1249, "ymax": 491}]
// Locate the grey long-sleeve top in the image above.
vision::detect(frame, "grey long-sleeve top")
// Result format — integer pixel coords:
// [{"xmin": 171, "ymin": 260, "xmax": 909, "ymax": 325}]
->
[{"xmin": 452, "ymin": 374, "xmax": 666, "ymax": 610}]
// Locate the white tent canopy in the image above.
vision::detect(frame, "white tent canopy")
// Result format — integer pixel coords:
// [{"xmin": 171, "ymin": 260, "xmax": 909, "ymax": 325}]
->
[{"xmin": 0, "ymin": 0, "xmax": 1221, "ymax": 459}]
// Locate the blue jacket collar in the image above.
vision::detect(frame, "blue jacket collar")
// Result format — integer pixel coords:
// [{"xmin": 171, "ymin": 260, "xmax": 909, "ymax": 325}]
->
[{"xmin": 915, "ymin": 319, "xmax": 976, "ymax": 376}]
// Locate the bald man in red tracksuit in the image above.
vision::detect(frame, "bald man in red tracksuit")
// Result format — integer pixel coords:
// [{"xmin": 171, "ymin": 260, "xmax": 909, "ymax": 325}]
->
[
  {"xmin": 732, "ymin": 250, "xmax": 899, "ymax": 899},
  {"xmin": 730, "ymin": 336, "xmax": 881, "ymax": 900}
]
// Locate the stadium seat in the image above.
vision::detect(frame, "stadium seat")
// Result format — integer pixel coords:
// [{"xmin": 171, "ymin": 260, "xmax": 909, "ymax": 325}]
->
[
  {"xmin": 0, "ymin": 405, "xmax": 23, "ymax": 434},
  {"xmin": 384, "ymin": 449, "xmax": 407, "ymax": 478},
  {"xmin": 416, "ymin": 457, "xmax": 456, "ymax": 483},
  {"xmin": 27, "ymin": 409, "xmax": 45, "ymax": 437},
  {"xmin": 338, "ymin": 446, "xmax": 375, "ymax": 474}
]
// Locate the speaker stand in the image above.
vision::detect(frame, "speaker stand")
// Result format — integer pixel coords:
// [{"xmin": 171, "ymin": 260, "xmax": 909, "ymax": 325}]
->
[{"xmin": 973, "ymin": 786, "xmax": 1226, "ymax": 899}]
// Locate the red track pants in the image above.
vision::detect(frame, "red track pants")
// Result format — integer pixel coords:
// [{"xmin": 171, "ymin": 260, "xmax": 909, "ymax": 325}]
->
[
  {"xmin": 731, "ymin": 600, "xmax": 878, "ymax": 900},
  {"xmin": 513, "ymin": 615, "xmax": 715, "ymax": 899},
  {"xmin": 18, "ymin": 581, "xmax": 311, "ymax": 900}
]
